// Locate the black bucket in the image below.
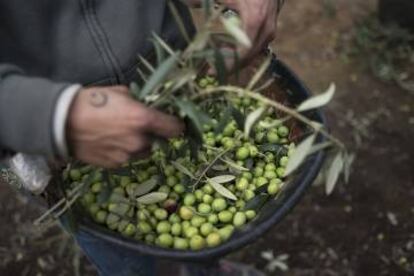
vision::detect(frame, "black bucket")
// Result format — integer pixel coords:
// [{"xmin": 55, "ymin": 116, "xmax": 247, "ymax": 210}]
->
[{"xmin": 72, "ymin": 58, "xmax": 327, "ymax": 263}]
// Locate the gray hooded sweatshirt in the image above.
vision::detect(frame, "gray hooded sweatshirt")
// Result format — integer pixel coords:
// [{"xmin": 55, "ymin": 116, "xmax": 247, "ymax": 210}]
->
[{"xmin": 0, "ymin": 0, "xmax": 194, "ymax": 159}]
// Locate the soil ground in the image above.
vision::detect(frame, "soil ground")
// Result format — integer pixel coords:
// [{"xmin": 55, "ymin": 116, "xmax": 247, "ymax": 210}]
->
[{"xmin": 0, "ymin": 1, "xmax": 413, "ymax": 275}]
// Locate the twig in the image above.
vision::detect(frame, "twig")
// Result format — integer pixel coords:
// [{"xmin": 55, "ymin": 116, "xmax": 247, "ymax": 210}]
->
[{"xmin": 193, "ymin": 148, "xmax": 231, "ymax": 189}]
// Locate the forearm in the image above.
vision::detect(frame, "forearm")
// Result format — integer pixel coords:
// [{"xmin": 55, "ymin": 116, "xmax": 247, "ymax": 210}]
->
[{"xmin": 0, "ymin": 64, "xmax": 78, "ymax": 159}]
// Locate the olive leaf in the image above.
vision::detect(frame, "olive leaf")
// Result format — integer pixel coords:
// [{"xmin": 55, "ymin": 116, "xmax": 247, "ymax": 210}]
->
[
  {"xmin": 138, "ymin": 55, "xmax": 155, "ymax": 72},
  {"xmin": 213, "ymin": 49, "xmax": 227, "ymax": 84},
  {"xmin": 208, "ymin": 178, "xmax": 237, "ymax": 201},
  {"xmin": 285, "ymin": 134, "xmax": 317, "ymax": 176},
  {"xmin": 139, "ymin": 53, "xmax": 180, "ymax": 100},
  {"xmin": 152, "ymin": 32, "xmax": 175, "ymax": 56},
  {"xmin": 325, "ymin": 152, "xmax": 344, "ymax": 195},
  {"xmin": 133, "ymin": 176, "xmax": 158, "ymax": 197},
  {"xmin": 244, "ymin": 106, "xmax": 267, "ymax": 138},
  {"xmin": 174, "ymin": 98, "xmax": 211, "ymax": 133},
  {"xmin": 167, "ymin": 0, "xmax": 191, "ymax": 43},
  {"xmin": 243, "ymin": 194, "xmax": 269, "ymax": 211},
  {"xmin": 129, "ymin": 82, "xmax": 141, "ymax": 100},
  {"xmin": 136, "ymin": 192, "xmax": 168, "ymax": 205},
  {"xmin": 247, "ymin": 57, "xmax": 272, "ymax": 90},
  {"xmin": 220, "ymin": 158, "xmax": 249, "ymax": 172},
  {"xmin": 343, "ymin": 152, "xmax": 355, "ymax": 183},
  {"xmin": 209, "ymin": 175, "xmax": 236, "ymax": 184},
  {"xmin": 221, "ymin": 16, "xmax": 252, "ymax": 48},
  {"xmin": 170, "ymin": 160, "xmax": 196, "ymax": 179},
  {"xmin": 297, "ymin": 83, "xmax": 336, "ymax": 112},
  {"xmin": 230, "ymin": 105, "xmax": 245, "ymax": 129}
]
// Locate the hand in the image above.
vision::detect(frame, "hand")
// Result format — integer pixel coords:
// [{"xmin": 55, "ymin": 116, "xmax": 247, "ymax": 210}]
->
[
  {"xmin": 219, "ymin": 0, "xmax": 279, "ymax": 66},
  {"xmin": 67, "ymin": 86, "xmax": 184, "ymax": 168}
]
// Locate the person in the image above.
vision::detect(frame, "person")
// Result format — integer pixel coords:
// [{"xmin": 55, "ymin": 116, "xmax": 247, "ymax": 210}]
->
[{"xmin": 0, "ymin": 0, "xmax": 284, "ymax": 275}]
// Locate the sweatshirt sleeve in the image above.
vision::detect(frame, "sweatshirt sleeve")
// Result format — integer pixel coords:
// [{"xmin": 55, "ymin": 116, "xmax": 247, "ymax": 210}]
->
[{"xmin": 0, "ymin": 64, "xmax": 72, "ymax": 159}]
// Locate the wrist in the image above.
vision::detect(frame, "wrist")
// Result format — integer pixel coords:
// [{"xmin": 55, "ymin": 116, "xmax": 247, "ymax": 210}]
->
[{"xmin": 53, "ymin": 84, "xmax": 82, "ymax": 159}]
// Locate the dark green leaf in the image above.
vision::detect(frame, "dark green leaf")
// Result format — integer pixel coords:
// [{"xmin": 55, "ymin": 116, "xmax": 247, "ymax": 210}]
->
[
  {"xmin": 243, "ymin": 194, "xmax": 269, "ymax": 211},
  {"xmin": 136, "ymin": 192, "xmax": 168, "ymax": 204},
  {"xmin": 230, "ymin": 105, "xmax": 245, "ymax": 129},
  {"xmin": 214, "ymin": 49, "xmax": 227, "ymax": 84},
  {"xmin": 174, "ymin": 98, "xmax": 211, "ymax": 133},
  {"xmin": 139, "ymin": 53, "xmax": 179, "ymax": 99}
]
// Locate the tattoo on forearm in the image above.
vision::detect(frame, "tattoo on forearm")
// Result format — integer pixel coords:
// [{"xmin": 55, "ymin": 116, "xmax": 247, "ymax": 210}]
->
[{"xmin": 89, "ymin": 91, "xmax": 108, "ymax": 107}]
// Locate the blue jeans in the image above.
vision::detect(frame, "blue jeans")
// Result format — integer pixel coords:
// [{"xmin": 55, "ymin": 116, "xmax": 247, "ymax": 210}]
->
[{"xmin": 75, "ymin": 229, "xmax": 156, "ymax": 276}]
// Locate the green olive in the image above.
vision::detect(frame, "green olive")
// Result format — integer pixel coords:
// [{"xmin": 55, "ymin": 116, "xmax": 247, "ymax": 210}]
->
[
  {"xmin": 202, "ymin": 184, "xmax": 214, "ymax": 195},
  {"xmin": 218, "ymin": 210, "xmax": 233, "ymax": 223},
  {"xmin": 197, "ymin": 203, "xmax": 211, "ymax": 214},
  {"xmin": 208, "ymin": 214, "xmax": 219, "ymax": 224},
  {"xmin": 244, "ymin": 190, "xmax": 255, "ymax": 201},
  {"xmin": 212, "ymin": 198, "xmax": 227, "ymax": 212},
  {"xmin": 264, "ymin": 170, "xmax": 277, "ymax": 180},
  {"xmin": 236, "ymin": 147, "xmax": 250, "ymax": 161},
  {"xmin": 123, "ymin": 223, "xmax": 136, "ymax": 236},
  {"xmin": 256, "ymin": 177, "xmax": 269, "ymax": 187},
  {"xmin": 156, "ymin": 221, "xmax": 171, "ymax": 234},
  {"xmin": 194, "ymin": 189, "xmax": 204, "ymax": 201},
  {"xmin": 184, "ymin": 226, "xmax": 199, "ymax": 239},
  {"xmin": 254, "ymin": 167, "xmax": 264, "ymax": 177},
  {"xmin": 158, "ymin": 185, "xmax": 171, "ymax": 194},
  {"xmin": 184, "ymin": 193, "xmax": 196, "ymax": 206},
  {"xmin": 173, "ymin": 184, "xmax": 185, "ymax": 194},
  {"xmin": 166, "ymin": 176, "xmax": 178, "ymax": 187},
  {"xmin": 158, "ymin": 233, "xmax": 173, "ymax": 248},
  {"xmin": 169, "ymin": 213, "xmax": 181, "ymax": 224},
  {"xmin": 174, "ymin": 237, "xmax": 189, "ymax": 250},
  {"xmin": 266, "ymin": 131, "xmax": 279, "ymax": 143},
  {"xmin": 114, "ymin": 217, "xmax": 126, "ymax": 231},
  {"xmin": 200, "ymin": 223, "xmax": 214, "ymax": 237},
  {"xmin": 233, "ymin": 212, "xmax": 247, "ymax": 228},
  {"xmin": 236, "ymin": 177, "xmax": 249, "ymax": 191},
  {"xmin": 206, "ymin": 232, "xmax": 222, "ymax": 247},
  {"xmin": 171, "ymin": 223, "xmax": 182, "ymax": 236},
  {"xmin": 190, "ymin": 235, "xmax": 206, "ymax": 250},
  {"xmin": 218, "ymin": 226, "xmax": 234, "ymax": 240},
  {"xmin": 191, "ymin": 216, "xmax": 206, "ymax": 228},
  {"xmin": 164, "ymin": 165, "xmax": 175, "ymax": 176},
  {"xmin": 277, "ymin": 126, "xmax": 289, "ymax": 137},
  {"xmin": 69, "ymin": 169, "xmax": 82, "ymax": 182},
  {"xmin": 267, "ymin": 182, "xmax": 279, "ymax": 195},
  {"xmin": 235, "ymin": 200, "xmax": 245, "ymax": 209},
  {"xmin": 265, "ymin": 163, "xmax": 276, "ymax": 171},
  {"xmin": 245, "ymin": 210, "xmax": 257, "ymax": 220},
  {"xmin": 154, "ymin": 208, "xmax": 168, "ymax": 220},
  {"xmin": 95, "ymin": 210, "xmax": 108, "ymax": 224},
  {"xmin": 179, "ymin": 206, "xmax": 194, "ymax": 220},
  {"xmin": 202, "ymin": 194, "xmax": 214, "ymax": 204},
  {"xmin": 242, "ymin": 172, "xmax": 253, "ymax": 181},
  {"xmin": 91, "ymin": 182, "xmax": 102, "ymax": 193},
  {"xmin": 276, "ymin": 167, "xmax": 285, "ymax": 178},
  {"xmin": 279, "ymin": 156, "xmax": 289, "ymax": 167},
  {"xmin": 137, "ymin": 221, "xmax": 152, "ymax": 234},
  {"xmin": 249, "ymin": 145, "xmax": 259, "ymax": 157}
]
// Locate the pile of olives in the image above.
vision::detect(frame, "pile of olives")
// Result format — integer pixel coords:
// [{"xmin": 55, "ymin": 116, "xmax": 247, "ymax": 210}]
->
[{"xmin": 67, "ymin": 79, "xmax": 294, "ymax": 251}]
